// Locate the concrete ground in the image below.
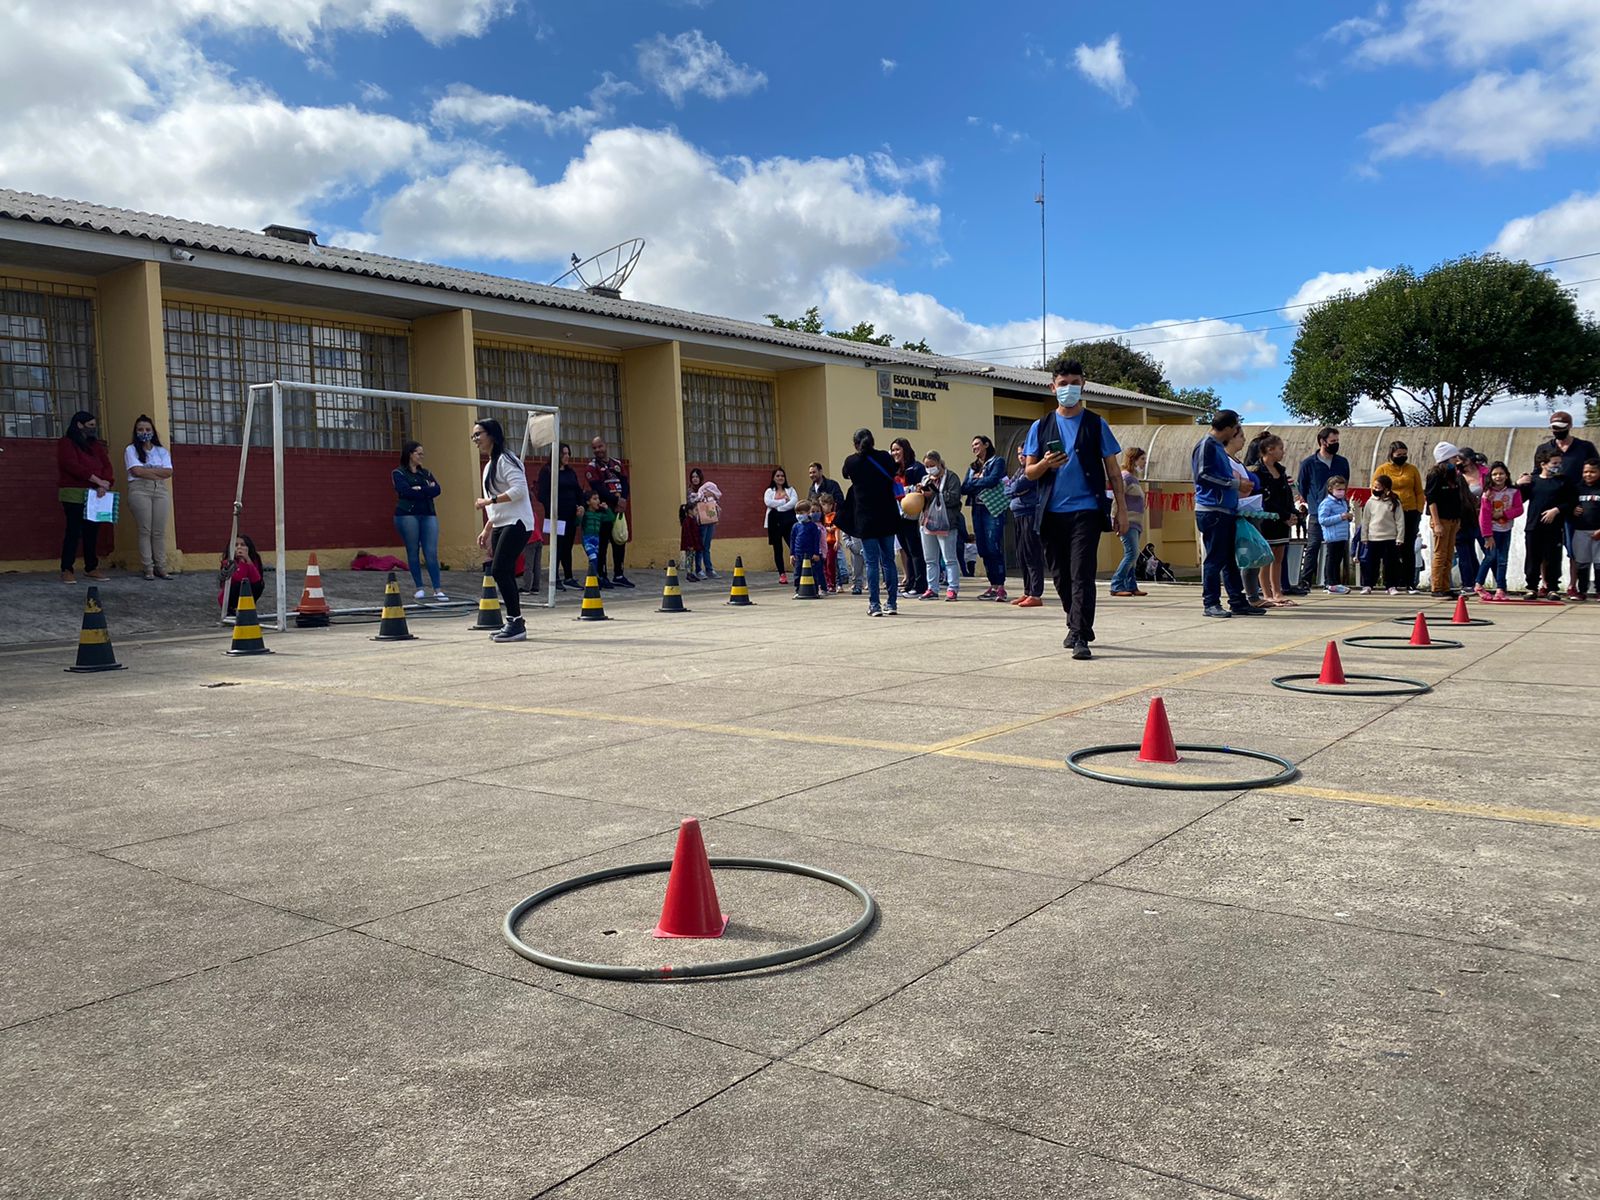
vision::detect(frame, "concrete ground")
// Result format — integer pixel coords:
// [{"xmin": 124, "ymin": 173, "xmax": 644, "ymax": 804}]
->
[{"xmin": 2, "ymin": 568, "xmax": 1597, "ymax": 1199}]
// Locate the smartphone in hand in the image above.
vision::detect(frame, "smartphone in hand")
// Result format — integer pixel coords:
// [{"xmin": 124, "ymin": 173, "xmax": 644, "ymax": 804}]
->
[{"xmin": 1045, "ymin": 439, "xmax": 1064, "ymax": 455}]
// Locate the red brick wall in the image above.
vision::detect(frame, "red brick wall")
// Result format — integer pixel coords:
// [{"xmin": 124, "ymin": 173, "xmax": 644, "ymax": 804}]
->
[
  {"xmin": 1, "ymin": 437, "xmax": 114, "ymax": 561},
  {"xmin": 692, "ymin": 463, "xmax": 779, "ymax": 538}
]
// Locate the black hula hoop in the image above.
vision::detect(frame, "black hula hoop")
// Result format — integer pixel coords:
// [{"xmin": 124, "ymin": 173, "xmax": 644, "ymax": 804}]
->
[
  {"xmin": 501, "ymin": 856, "xmax": 878, "ymax": 980},
  {"xmin": 1342, "ymin": 634, "xmax": 1464, "ymax": 650},
  {"xmin": 1064, "ymin": 743, "xmax": 1298, "ymax": 791},
  {"xmin": 1271, "ymin": 672, "xmax": 1432, "ymax": 697},
  {"xmin": 1390, "ymin": 615, "xmax": 1493, "ymax": 628}
]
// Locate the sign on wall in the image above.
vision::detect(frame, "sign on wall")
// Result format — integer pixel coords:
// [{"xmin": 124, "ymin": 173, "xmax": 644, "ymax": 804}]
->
[{"xmin": 876, "ymin": 371, "xmax": 949, "ymax": 402}]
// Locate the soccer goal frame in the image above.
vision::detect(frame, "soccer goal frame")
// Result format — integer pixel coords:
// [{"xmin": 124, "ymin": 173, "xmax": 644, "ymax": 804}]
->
[{"xmin": 233, "ymin": 381, "xmax": 561, "ymax": 632}]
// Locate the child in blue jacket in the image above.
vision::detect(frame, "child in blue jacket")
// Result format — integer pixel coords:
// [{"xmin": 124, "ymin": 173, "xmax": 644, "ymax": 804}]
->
[
  {"xmin": 789, "ymin": 500, "xmax": 824, "ymax": 593},
  {"xmin": 1317, "ymin": 476, "xmax": 1354, "ymax": 593}
]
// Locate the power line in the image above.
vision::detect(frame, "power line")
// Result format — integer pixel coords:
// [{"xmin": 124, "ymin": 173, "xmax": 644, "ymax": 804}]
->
[{"xmin": 947, "ymin": 250, "xmax": 1600, "ymax": 361}]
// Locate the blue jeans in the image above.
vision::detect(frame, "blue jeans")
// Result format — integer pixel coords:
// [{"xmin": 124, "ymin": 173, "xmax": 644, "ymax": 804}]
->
[
  {"xmin": 971, "ymin": 505, "xmax": 1007, "ymax": 586},
  {"xmin": 1198, "ymin": 510, "xmax": 1246, "ymax": 610},
  {"xmin": 1110, "ymin": 523, "xmax": 1142, "ymax": 592},
  {"xmin": 696, "ymin": 522, "xmax": 717, "ymax": 574},
  {"xmin": 861, "ymin": 535, "xmax": 899, "ymax": 610},
  {"xmin": 1454, "ymin": 528, "xmax": 1482, "ymax": 593},
  {"xmin": 1477, "ymin": 529, "xmax": 1511, "ymax": 591},
  {"xmin": 920, "ymin": 528, "xmax": 960, "ymax": 594},
  {"xmin": 394, "ymin": 514, "xmax": 440, "ymax": 591}
]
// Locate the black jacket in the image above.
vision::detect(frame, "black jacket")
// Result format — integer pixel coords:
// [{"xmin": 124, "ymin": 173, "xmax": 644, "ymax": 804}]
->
[
  {"xmin": 841, "ymin": 448, "xmax": 901, "ymax": 540},
  {"xmin": 1027, "ymin": 408, "xmax": 1111, "ymax": 533},
  {"xmin": 1520, "ymin": 475, "xmax": 1577, "ymax": 529}
]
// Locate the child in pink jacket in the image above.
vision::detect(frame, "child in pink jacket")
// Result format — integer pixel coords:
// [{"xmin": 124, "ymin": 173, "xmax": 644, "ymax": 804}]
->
[{"xmin": 1477, "ymin": 461, "xmax": 1523, "ymax": 599}]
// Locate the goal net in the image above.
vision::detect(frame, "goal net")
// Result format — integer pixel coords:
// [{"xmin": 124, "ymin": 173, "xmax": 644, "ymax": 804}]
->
[{"xmin": 232, "ymin": 381, "xmax": 560, "ymax": 632}]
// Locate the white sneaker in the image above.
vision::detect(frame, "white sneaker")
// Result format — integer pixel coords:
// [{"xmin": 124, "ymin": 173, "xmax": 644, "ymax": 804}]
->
[
  {"xmin": 1358, "ymin": 586, "xmax": 1373, "ymax": 595},
  {"xmin": 1328, "ymin": 584, "xmax": 1350, "ymax": 594},
  {"xmin": 414, "ymin": 589, "xmax": 427, "ymax": 600},
  {"xmin": 433, "ymin": 590, "xmax": 449, "ymax": 601},
  {"xmin": 1387, "ymin": 587, "xmax": 1399, "ymax": 596}
]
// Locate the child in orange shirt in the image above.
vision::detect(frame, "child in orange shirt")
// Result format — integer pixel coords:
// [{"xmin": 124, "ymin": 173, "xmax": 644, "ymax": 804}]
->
[{"xmin": 818, "ymin": 492, "xmax": 842, "ymax": 593}]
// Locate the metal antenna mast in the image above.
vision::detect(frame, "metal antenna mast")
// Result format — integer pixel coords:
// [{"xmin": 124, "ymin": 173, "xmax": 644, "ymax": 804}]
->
[{"xmin": 1035, "ymin": 155, "xmax": 1047, "ymax": 368}]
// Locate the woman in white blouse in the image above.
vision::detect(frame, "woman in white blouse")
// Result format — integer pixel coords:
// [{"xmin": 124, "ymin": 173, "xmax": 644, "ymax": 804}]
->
[
  {"xmin": 472, "ymin": 418, "xmax": 534, "ymax": 643},
  {"xmin": 125, "ymin": 414, "xmax": 174, "ymax": 579},
  {"xmin": 763, "ymin": 466, "xmax": 799, "ymax": 582}
]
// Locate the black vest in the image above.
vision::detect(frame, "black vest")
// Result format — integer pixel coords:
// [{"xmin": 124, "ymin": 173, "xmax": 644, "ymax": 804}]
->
[{"xmin": 1029, "ymin": 408, "xmax": 1111, "ymax": 532}]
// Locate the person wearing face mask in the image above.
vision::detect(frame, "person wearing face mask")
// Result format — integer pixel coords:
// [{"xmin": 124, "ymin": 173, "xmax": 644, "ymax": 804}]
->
[
  {"xmin": 1315, "ymin": 476, "xmax": 1354, "ymax": 593},
  {"xmin": 1022, "ymin": 359, "xmax": 1128, "ymax": 658},
  {"xmin": 1423, "ymin": 442, "xmax": 1465, "ymax": 598},
  {"xmin": 125, "ymin": 413, "xmax": 174, "ymax": 580},
  {"xmin": 56, "ymin": 410, "xmax": 115, "ymax": 584},
  {"xmin": 1372, "ymin": 440, "xmax": 1424, "ymax": 593},
  {"xmin": 961, "ymin": 435, "xmax": 1009, "ymax": 600},
  {"xmin": 916, "ymin": 450, "xmax": 964, "ymax": 599},
  {"xmin": 1523, "ymin": 411, "xmax": 1597, "ymax": 598},
  {"xmin": 1292, "ymin": 427, "xmax": 1349, "ymax": 593},
  {"xmin": 1190, "ymin": 409, "xmax": 1266, "ymax": 619}
]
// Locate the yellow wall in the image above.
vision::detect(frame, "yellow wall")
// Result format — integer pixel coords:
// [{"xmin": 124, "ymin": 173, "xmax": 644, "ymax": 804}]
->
[
  {"xmin": 99, "ymin": 262, "xmax": 181, "ymax": 570},
  {"xmin": 620, "ymin": 340, "xmax": 685, "ymax": 568},
  {"xmin": 411, "ymin": 310, "xmax": 482, "ymax": 570}
]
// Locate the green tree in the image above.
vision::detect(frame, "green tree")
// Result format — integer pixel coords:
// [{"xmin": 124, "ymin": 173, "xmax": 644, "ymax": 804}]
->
[
  {"xmin": 828, "ymin": 320, "xmax": 893, "ymax": 347},
  {"xmin": 1054, "ymin": 340, "xmax": 1172, "ymax": 398},
  {"xmin": 766, "ymin": 307, "xmax": 935, "ymax": 353},
  {"xmin": 765, "ymin": 306, "xmax": 825, "ymax": 335},
  {"xmin": 1281, "ymin": 255, "xmax": 1600, "ymax": 427},
  {"xmin": 1170, "ymin": 386, "xmax": 1221, "ymax": 423}
]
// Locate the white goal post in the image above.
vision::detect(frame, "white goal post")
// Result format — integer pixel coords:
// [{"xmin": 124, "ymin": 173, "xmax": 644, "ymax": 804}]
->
[{"xmin": 235, "ymin": 381, "xmax": 561, "ymax": 632}]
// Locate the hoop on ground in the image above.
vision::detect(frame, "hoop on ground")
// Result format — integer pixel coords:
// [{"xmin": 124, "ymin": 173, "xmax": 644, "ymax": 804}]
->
[
  {"xmin": 1271, "ymin": 673, "xmax": 1432, "ymax": 697},
  {"xmin": 1065, "ymin": 743, "xmax": 1298, "ymax": 791},
  {"xmin": 1342, "ymin": 635, "xmax": 1464, "ymax": 651},
  {"xmin": 1390, "ymin": 615, "xmax": 1492, "ymax": 628},
  {"xmin": 502, "ymin": 857, "xmax": 877, "ymax": 980}
]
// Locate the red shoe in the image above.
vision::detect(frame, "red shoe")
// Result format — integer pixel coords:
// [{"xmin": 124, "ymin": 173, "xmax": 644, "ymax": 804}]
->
[
  {"xmin": 1132, "ymin": 589, "xmax": 1148, "ymax": 596},
  {"xmin": 1016, "ymin": 595, "xmax": 1044, "ymax": 608},
  {"xmin": 992, "ymin": 587, "xmax": 1007, "ymax": 602},
  {"xmin": 779, "ymin": 573, "xmax": 789, "ymax": 584}
]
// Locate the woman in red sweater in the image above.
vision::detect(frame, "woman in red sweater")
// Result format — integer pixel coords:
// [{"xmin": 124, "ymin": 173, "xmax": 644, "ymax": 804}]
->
[{"xmin": 57, "ymin": 410, "xmax": 115, "ymax": 583}]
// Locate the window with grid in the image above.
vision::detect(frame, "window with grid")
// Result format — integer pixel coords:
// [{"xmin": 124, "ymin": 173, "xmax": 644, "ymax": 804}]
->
[
  {"xmin": 882, "ymin": 397, "xmax": 919, "ymax": 430},
  {"xmin": 163, "ymin": 303, "xmax": 411, "ymax": 449},
  {"xmin": 0, "ymin": 283, "xmax": 98, "ymax": 438},
  {"xmin": 682, "ymin": 371, "xmax": 776, "ymax": 464},
  {"xmin": 475, "ymin": 343, "xmax": 621, "ymax": 451}
]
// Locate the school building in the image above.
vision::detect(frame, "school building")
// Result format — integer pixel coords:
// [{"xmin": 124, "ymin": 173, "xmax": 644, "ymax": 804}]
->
[{"xmin": 0, "ymin": 189, "xmax": 1206, "ymax": 577}]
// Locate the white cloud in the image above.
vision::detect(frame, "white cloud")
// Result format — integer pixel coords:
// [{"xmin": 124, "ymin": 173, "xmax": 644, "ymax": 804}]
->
[
  {"xmin": 881, "ymin": 58, "xmax": 897, "ymax": 75},
  {"xmin": 429, "ymin": 83, "xmax": 616, "ymax": 136},
  {"xmin": 966, "ymin": 115, "xmax": 1025, "ymax": 145},
  {"xmin": 1283, "ymin": 267, "xmax": 1387, "ymax": 315},
  {"xmin": 1490, "ymin": 188, "xmax": 1600, "ymax": 316},
  {"xmin": 867, "ymin": 151, "xmax": 943, "ymax": 189},
  {"xmin": 636, "ymin": 30, "xmax": 766, "ymax": 106},
  {"xmin": 1073, "ymin": 34, "xmax": 1136, "ymax": 107},
  {"xmin": 1325, "ymin": 4, "xmax": 1389, "ymax": 45},
  {"xmin": 1346, "ymin": 1, "xmax": 1600, "ymax": 166},
  {"xmin": 358, "ymin": 81, "xmax": 390, "ymax": 103}
]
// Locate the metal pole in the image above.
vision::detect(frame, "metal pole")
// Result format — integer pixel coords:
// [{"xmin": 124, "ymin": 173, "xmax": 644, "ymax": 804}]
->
[
  {"xmin": 547, "ymin": 407, "xmax": 560, "ymax": 610},
  {"xmin": 1037, "ymin": 154, "xmax": 1047, "ymax": 368},
  {"xmin": 272, "ymin": 382, "xmax": 287, "ymax": 632},
  {"xmin": 225, "ymin": 386, "xmax": 260, "ymax": 621}
]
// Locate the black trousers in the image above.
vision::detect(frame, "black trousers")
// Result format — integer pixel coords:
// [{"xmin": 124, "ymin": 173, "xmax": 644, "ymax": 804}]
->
[
  {"xmin": 1322, "ymin": 541, "xmax": 1348, "ymax": 588},
  {"xmin": 595, "ymin": 519, "xmax": 626, "ymax": 578},
  {"xmin": 490, "ymin": 521, "xmax": 531, "ymax": 619},
  {"xmin": 1298, "ymin": 514, "xmax": 1325, "ymax": 587},
  {"xmin": 1525, "ymin": 523, "xmax": 1564, "ymax": 592},
  {"xmin": 556, "ymin": 528, "xmax": 576, "ymax": 581},
  {"xmin": 1361, "ymin": 542, "xmax": 1401, "ymax": 589},
  {"xmin": 1016, "ymin": 515, "xmax": 1045, "ymax": 597},
  {"xmin": 897, "ymin": 518, "xmax": 927, "ymax": 593},
  {"xmin": 60, "ymin": 501, "xmax": 100, "ymax": 572},
  {"xmin": 1040, "ymin": 510, "xmax": 1103, "ymax": 639}
]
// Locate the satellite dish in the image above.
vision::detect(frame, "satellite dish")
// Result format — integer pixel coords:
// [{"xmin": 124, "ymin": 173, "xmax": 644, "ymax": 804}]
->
[{"xmin": 549, "ymin": 239, "xmax": 645, "ymax": 299}]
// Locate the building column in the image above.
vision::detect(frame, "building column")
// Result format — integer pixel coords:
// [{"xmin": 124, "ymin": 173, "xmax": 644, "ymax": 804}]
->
[
  {"xmin": 97, "ymin": 261, "xmax": 179, "ymax": 570},
  {"xmin": 410, "ymin": 309, "xmax": 482, "ymax": 571},
  {"xmin": 619, "ymin": 340, "xmax": 684, "ymax": 569},
  {"xmin": 775, "ymin": 364, "xmax": 830, "ymax": 483}
]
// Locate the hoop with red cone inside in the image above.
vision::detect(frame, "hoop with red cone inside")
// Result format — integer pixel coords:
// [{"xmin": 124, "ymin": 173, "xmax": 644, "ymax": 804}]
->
[
  {"xmin": 1137, "ymin": 697, "xmax": 1181, "ymax": 764},
  {"xmin": 1408, "ymin": 612, "xmax": 1432, "ymax": 647},
  {"xmin": 653, "ymin": 818, "xmax": 730, "ymax": 938},
  {"xmin": 1317, "ymin": 641, "xmax": 1347, "ymax": 686}
]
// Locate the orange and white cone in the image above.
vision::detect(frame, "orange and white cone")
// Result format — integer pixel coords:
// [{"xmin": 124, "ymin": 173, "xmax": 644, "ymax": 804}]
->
[{"xmin": 294, "ymin": 552, "xmax": 331, "ymax": 628}]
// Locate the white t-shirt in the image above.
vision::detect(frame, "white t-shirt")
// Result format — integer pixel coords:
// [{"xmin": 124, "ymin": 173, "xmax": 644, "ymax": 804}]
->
[
  {"xmin": 1232, "ymin": 456, "xmax": 1263, "ymax": 514},
  {"xmin": 482, "ymin": 453, "xmax": 535, "ymax": 529},
  {"xmin": 124, "ymin": 443, "xmax": 173, "ymax": 473}
]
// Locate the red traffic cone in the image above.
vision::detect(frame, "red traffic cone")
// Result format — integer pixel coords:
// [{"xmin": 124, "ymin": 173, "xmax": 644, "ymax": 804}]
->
[
  {"xmin": 1409, "ymin": 612, "xmax": 1432, "ymax": 647},
  {"xmin": 653, "ymin": 818, "xmax": 729, "ymax": 939},
  {"xmin": 1136, "ymin": 697, "xmax": 1181, "ymax": 764},
  {"xmin": 1451, "ymin": 594, "xmax": 1472, "ymax": 625},
  {"xmin": 1317, "ymin": 640, "xmax": 1347, "ymax": 686}
]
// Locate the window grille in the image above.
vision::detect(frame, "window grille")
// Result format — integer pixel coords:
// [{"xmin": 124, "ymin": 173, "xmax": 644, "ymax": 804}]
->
[
  {"xmin": 682, "ymin": 370, "xmax": 776, "ymax": 464},
  {"xmin": 0, "ymin": 281, "xmax": 98, "ymax": 438},
  {"xmin": 475, "ymin": 342, "xmax": 621, "ymax": 451},
  {"xmin": 163, "ymin": 302, "xmax": 411, "ymax": 449},
  {"xmin": 882, "ymin": 397, "xmax": 919, "ymax": 430}
]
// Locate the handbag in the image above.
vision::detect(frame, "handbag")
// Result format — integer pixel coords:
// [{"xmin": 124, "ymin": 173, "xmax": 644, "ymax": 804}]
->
[
  {"xmin": 978, "ymin": 480, "xmax": 1008, "ymax": 518},
  {"xmin": 1234, "ymin": 518, "xmax": 1273, "ymax": 570},
  {"xmin": 922, "ymin": 487, "xmax": 950, "ymax": 532},
  {"xmin": 695, "ymin": 497, "xmax": 720, "ymax": 524},
  {"xmin": 612, "ymin": 512, "xmax": 629, "ymax": 544}
]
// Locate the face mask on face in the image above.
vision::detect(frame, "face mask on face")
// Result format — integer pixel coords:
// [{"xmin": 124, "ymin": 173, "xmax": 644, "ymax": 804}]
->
[
  {"xmin": 1391, "ymin": 454, "xmax": 1407, "ymax": 465},
  {"xmin": 1552, "ymin": 427, "xmax": 1571, "ymax": 440},
  {"xmin": 136, "ymin": 431, "xmax": 153, "ymax": 442},
  {"xmin": 1056, "ymin": 384, "xmax": 1082, "ymax": 406},
  {"xmin": 927, "ymin": 465, "xmax": 941, "ymax": 477},
  {"xmin": 1326, "ymin": 441, "xmax": 1340, "ymax": 454}
]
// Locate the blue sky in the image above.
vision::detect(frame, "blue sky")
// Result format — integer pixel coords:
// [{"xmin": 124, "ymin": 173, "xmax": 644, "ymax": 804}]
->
[{"xmin": 5, "ymin": 0, "xmax": 1599, "ymax": 424}]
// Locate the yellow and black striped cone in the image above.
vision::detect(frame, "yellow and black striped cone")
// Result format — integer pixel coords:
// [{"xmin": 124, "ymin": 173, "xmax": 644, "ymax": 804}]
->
[
  {"xmin": 372, "ymin": 571, "xmax": 417, "ymax": 641},
  {"xmin": 467, "ymin": 569, "xmax": 504, "ymax": 630},
  {"xmin": 225, "ymin": 586, "xmax": 274, "ymax": 656},
  {"xmin": 66, "ymin": 586, "xmax": 126, "ymax": 672},
  {"xmin": 795, "ymin": 555, "xmax": 821, "ymax": 600},
  {"xmin": 576, "ymin": 570, "xmax": 611, "ymax": 621},
  {"xmin": 657, "ymin": 563, "xmax": 691, "ymax": 613},
  {"xmin": 725, "ymin": 555, "xmax": 754, "ymax": 606}
]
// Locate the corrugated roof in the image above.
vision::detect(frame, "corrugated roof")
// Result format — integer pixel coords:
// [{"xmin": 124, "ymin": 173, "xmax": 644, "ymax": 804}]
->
[{"xmin": 0, "ymin": 187, "xmax": 1186, "ymax": 409}]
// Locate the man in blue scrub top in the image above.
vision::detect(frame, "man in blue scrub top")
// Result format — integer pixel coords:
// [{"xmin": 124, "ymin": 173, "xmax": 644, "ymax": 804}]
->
[{"xmin": 1022, "ymin": 358, "xmax": 1128, "ymax": 660}]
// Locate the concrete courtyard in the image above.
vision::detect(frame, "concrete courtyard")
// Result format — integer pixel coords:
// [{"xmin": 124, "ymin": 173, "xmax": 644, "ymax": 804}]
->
[{"xmin": 1, "ymin": 571, "xmax": 1596, "ymax": 1199}]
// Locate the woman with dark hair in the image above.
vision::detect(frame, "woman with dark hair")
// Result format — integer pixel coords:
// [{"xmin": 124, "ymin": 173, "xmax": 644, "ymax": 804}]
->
[
  {"xmin": 890, "ymin": 437, "xmax": 927, "ymax": 594},
  {"xmin": 841, "ymin": 428, "xmax": 901, "ymax": 615},
  {"xmin": 393, "ymin": 439, "xmax": 446, "ymax": 601},
  {"xmin": 688, "ymin": 466, "xmax": 724, "ymax": 578},
  {"xmin": 472, "ymin": 418, "xmax": 534, "ymax": 642},
  {"xmin": 763, "ymin": 466, "xmax": 799, "ymax": 581},
  {"xmin": 218, "ymin": 533, "xmax": 265, "ymax": 617},
  {"xmin": 537, "ymin": 442, "xmax": 584, "ymax": 589},
  {"xmin": 125, "ymin": 413, "xmax": 174, "ymax": 580},
  {"xmin": 961, "ymin": 434, "xmax": 1008, "ymax": 600},
  {"xmin": 1109, "ymin": 446, "xmax": 1146, "ymax": 597},
  {"xmin": 56, "ymin": 410, "xmax": 114, "ymax": 583}
]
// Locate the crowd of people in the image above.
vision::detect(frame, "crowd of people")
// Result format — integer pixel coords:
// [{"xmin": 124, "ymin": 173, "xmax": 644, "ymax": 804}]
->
[{"xmin": 47, "ymin": 390, "xmax": 1598, "ymax": 650}]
